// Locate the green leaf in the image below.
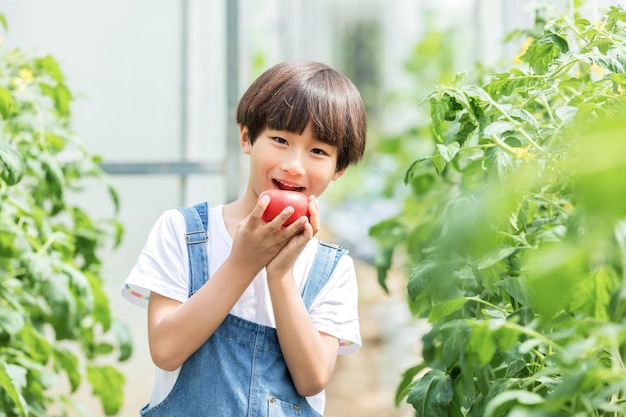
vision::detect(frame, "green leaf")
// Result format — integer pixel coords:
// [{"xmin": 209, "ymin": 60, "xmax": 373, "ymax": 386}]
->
[
  {"xmin": 430, "ymin": 95, "xmax": 449, "ymax": 142},
  {"xmin": 509, "ymin": 108, "xmax": 539, "ymax": 131},
  {"xmin": 22, "ymin": 251, "xmax": 53, "ymax": 281},
  {"xmin": 372, "ymin": 246, "xmax": 393, "ymax": 294},
  {"xmin": 477, "ymin": 245, "xmax": 518, "ymax": 270},
  {"xmin": 453, "ymin": 112, "xmax": 478, "ymax": 146},
  {"xmin": 484, "ymin": 143, "xmax": 514, "ymax": 180},
  {"xmin": 545, "ymin": 33, "xmax": 569, "ymax": 53},
  {"xmin": 85, "ymin": 271, "xmax": 112, "ymax": 330},
  {"xmin": 495, "ymin": 276, "xmax": 530, "ymax": 306},
  {"xmin": 484, "ymin": 74, "xmax": 520, "ymax": 97},
  {"xmin": 464, "ymin": 84, "xmax": 493, "ymax": 103},
  {"xmin": 520, "ymin": 41, "xmax": 561, "ymax": 75},
  {"xmin": 484, "ymin": 121, "xmax": 514, "ymax": 138},
  {"xmin": 0, "ymin": 142, "xmax": 26, "ymax": 185},
  {"xmin": 493, "ymin": 323, "xmax": 519, "ymax": 352},
  {"xmin": 575, "ymin": 118, "xmax": 626, "ymax": 232},
  {"xmin": 429, "ymin": 297, "xmax": 468, "ymax": 322},
  {"xmin": 34, "ymin": 55, "xmax": 66, "ymax": 83},
  {"xmin": 404, "ymin": 156, "xmax": 433, "ymax": 185},
  {"xmin": 431, "ymin": 152, "xmax": 446, "ymax": 174},
  {"xmin": 107, "ymin": 182, "xmax": 122, "ymax": 215},
  {"xmin": 408, "ymin": 259, "xmax": 438, "ymax": 301},
  {"xmin": 467, "ymin": 321, "xmax": 496, "ymax": 366},
  {"xmin": 445, "ymin": 88, "xmax": 473, "ymax": 116},
  {"xmin": 440, "ymin": 320, "xmax": 471, "ymax": 368},
  {"xmin": 407, "ymin": 369, "xmax": 454, "ymax": 417},
  {"xmin": 395, "ymin": 363, "xmax": 428, "ymax": 406},
  {"xmin": 54, "ymin": 347, "xmax": 81, "ymax": 392},
  {"xmin": 554, "ymin": 105, "xmax": 578, "ymax": 125},
  {"xmin": 42, "ymin": 274, "xmax": 77, "ymax": 338},
  {"xmin": 436, "ymin": 142, "xmax": 460, "ymax": 163},
  {"xmin": 41, "ymin": 153, "xmax": 66, "ymax": 199},
  {"xmin": 527, "ymin": 244, "xmax": 588, "ymax": 319},
  {"xmin": 112, "ymin": 319, "xmax": 133, "ymax": 362},
  {"xmin": 86, "ymin": 365, "xmax": 125, "ymax": 415},
  {"xmin": 18, "ymin": 324, "xmax": 52, "ymax": 363},
  {"xmin": 0, "ymin": 306, "xmax": 25, "ymax": 336},
  {"xmin": 569, "ymin": 267, "xmax": 615, "ymax": 319},
  {"xmin": 0, "ymin": 361, "xmax": 28, "ymax": 415},
  {"xmin": 484, "ymin": 389, "xmax": 544, "ymax": 417},
  {"xmin": 62, "ymin": 263, "xmax": 94, "ymax": 308},
  {"xmin": 95, "ymin": 342, "xmax": 114, "ymax": 355},
  {"xmin": 0, "ymin": 13, "xmax": 8, "ymax": 31},
  {"xmin": 610, "ymin": 72, "xmax": 626, "ymax": 84},
  {"xmin": 0, "ymin": 86, "xmax": 15, "ymax": 118}
]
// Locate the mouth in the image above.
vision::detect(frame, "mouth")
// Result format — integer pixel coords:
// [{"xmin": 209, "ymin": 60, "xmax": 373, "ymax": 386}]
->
[{"xmin": 273, "ymin": 179, "xmax": 306, "ymax": 193}]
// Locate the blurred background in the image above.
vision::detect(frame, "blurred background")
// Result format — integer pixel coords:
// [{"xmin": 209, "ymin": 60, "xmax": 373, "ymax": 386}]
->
[{"xmin": 0, "ymin": 0, "xmax": 621, "ymax": 415}]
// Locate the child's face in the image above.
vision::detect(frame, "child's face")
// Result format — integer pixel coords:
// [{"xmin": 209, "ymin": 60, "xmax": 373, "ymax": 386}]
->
[{"xmin": 240, "ymin": 122, "xmax": 345, "ymax": 198}]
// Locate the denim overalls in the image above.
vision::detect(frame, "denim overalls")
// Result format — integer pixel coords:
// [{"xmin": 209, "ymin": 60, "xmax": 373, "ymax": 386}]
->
[{"xmin": 140, "ymin": 202, "xmax": 345, "ymax": 417}]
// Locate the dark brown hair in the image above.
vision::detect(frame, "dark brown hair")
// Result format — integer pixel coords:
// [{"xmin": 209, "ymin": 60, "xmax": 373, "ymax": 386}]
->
[{"xmin": 236, "ymin": 60, "xmax": 367, "ymax": 172}]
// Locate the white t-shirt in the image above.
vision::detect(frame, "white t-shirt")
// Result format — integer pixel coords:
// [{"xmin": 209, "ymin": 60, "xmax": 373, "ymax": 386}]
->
[{"xmin": 121, "ymin": 205, "xmax": 362, "ymax": 414}]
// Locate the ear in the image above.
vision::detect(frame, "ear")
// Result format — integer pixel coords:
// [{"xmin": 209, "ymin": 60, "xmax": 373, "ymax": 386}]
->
[
  {"xmin": 332, "ymin": 167, "xmax": 347, "ymax": 181},
  {"xmin": 239, "ymin": 124, "xmax": 252, "ymax": 154}
]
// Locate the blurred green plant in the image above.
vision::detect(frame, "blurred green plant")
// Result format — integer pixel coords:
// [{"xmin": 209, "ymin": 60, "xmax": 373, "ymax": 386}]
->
[
  {"xmin": 0, "ymin": 16, "xmax": 130, "ymax": 417},
  {"xmin": 371, "ymin": 4, "xmax": 626, "ymax": 416}
]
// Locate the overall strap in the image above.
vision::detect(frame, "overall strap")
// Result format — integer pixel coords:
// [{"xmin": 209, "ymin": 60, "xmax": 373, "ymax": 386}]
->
[
  {"xmin": 176, "ymin": 202, "xmax": 210, "ymax": 298},
  {"xmin": 301, "ymin": 241, "xmax": 347, "ymax": 309}
]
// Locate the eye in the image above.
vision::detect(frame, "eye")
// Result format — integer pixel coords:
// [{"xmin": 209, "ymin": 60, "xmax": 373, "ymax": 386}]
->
[
  {"xmin": 311, "ymin": 148, "xmax": 329, "ymax": 156},
  {"xmin": 272, "ymin": 137, "xmax": 288, "ymax": 145}
]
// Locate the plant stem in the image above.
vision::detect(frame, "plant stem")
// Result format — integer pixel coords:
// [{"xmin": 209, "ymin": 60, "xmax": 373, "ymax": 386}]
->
[
  {"xmin": 507, "ymin": 321, "xmax": 562, "ymax": 351},
  {"xmin": 490, "ymin": 134, "xmax": 519, "ymax": 155},
  {"xmin": 488, "ymin": 98, "xmax": 545, "ymax": 152},
  {"xmin": 466, "ymin": 296, "xmax": 508, "ymax": 313}
]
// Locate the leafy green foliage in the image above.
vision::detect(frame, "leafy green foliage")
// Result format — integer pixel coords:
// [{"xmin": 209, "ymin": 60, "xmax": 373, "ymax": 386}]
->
[
  {"xmin": 372, "ymin": 5, "xmax": 626, "ymax": 416},
  {"xmin": 0, "ymin": 16, "xmax": 130, "ymax": 416}
]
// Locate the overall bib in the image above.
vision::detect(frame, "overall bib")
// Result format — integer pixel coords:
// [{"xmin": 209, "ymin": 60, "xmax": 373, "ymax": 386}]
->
[{"xmin": 141, "ymin": 202, "xmax": 345, "ymax": 417}]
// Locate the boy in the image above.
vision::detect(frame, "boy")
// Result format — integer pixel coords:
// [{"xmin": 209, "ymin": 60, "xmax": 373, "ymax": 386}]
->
[{"xmin": 122, "ymin": 60, "xmax": 367, "ymax": 416}]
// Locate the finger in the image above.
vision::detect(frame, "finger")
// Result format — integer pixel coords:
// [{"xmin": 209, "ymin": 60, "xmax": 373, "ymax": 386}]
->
[
  {"xmin": 282, "ymin": 215, "xmax": 308, "ymax": 234},
  {"xmin": 307, "ymin": 197, "xmax": 320, "ymax": 232},
  {"xmin": 268, "ymin": 206, "xmax": 295, "ymax": 228},
  {"xmin": 252, "ymin": 194, "xmax": 271, "ymax": 219},
  {"xmin": 300, "ymin": 219, "xmax": 314, "ymax": 239}
]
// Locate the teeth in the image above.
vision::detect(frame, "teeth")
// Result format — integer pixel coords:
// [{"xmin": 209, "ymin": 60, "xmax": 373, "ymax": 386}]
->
[{"xmin": 275, "ymin": 180, "xmax": 304, "ymax": 192}]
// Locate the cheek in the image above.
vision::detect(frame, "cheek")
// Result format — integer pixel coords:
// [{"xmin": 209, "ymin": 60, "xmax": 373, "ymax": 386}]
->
[{"xmin": 250, "ymin": 149, "xmax": 278, "ymax": 172}]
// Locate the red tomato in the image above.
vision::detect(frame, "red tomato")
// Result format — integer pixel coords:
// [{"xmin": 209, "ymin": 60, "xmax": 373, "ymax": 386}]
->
[{"xmin": 259, "ymin": 189, "xmax": 309, "ymax": 226}]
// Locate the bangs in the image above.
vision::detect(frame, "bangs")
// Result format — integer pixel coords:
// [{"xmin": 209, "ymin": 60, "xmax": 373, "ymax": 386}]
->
[{"xmin": 264, "ymin": 72, "xmax": 347, "ymax": 148}]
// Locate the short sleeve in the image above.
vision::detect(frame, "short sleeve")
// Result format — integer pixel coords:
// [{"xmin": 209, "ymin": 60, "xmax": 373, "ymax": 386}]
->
[
  {"xmin": 121, "ymin": 209, "xmax": 190, "ymax": 308},
  {"xmin": 308, "ymin": 253, "xmax": 362, "ymax": 355}
]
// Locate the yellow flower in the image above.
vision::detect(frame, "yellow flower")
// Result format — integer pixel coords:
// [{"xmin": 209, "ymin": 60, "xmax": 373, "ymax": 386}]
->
[
  {"xmin": 590, "ymin": 63, "xmax": 604, "ymax": 77},
  {"xmin": 594, "ymin": 19, "xmax": 605, "ymax": 31},
  {"xmin": 514, "ymin": 37, "xmax": 534, "ymax": 65},
  {"xmin": 512, "ymin": 145, "xmax": 534, "ymax": 161},
  {"xmin": 18, "ymin": 68, "xmax": 34, "ymax": 81}
]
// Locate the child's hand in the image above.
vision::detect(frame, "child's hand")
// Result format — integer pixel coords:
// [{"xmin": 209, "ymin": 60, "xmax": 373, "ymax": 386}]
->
[
  {"xmin": 266, "ymin": 195, "xmax": 319, "ymax": 280},
  {"xmin": 229, "ymin": 194, "xmax": 308, "ymax": 275}
]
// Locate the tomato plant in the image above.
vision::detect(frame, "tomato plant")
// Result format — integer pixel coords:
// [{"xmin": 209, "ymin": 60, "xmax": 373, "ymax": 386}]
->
[
  {"xmin": 371, "ymin": 4, "xmax": 626, "ymax": 416},
  {"xmin": 259, "ymin": 189, "xmax": 309, "ymax": 227},
  {"xmin": 0, "ymin": 16, "xmax": 129, "ymax": 416}
]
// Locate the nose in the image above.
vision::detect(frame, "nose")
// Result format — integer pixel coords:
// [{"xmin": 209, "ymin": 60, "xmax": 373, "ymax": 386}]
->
[{"xmin": 280, "ymin": 149, "xmax": 306, "ymax": 176}]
